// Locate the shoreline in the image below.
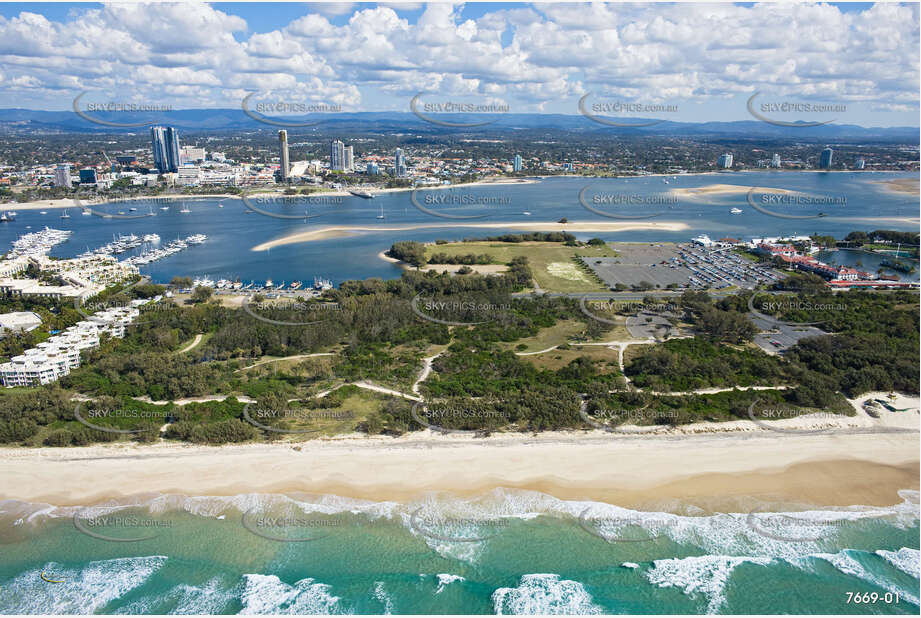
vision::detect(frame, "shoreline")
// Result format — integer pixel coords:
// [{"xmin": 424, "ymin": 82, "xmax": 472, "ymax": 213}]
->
[
  {"xmin": 0, "ymin": 423, "xmax": 916, "ymax": 509},
  {"xmin": 252, "ymin": 221, "xmax": 691, "ymax": 251}
]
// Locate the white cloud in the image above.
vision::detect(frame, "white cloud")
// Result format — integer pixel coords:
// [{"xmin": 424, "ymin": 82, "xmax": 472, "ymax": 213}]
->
[{"xmin": 0, "ymin": 1, "xmax": 914, "ymax": 119}]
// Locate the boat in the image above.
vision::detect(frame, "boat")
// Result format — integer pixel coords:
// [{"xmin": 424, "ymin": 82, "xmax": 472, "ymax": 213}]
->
[
  {"xmin": 81, "ymin": 210, "xmax": 91, "ymax": 215},
  {"xmin": 313, "ymin": 276, "xmax": 332, "ymax": 290},
  {"xmin": 522, "ymin": 211, "xmax": 532, "ymax": 216},
  {"xmin": 0, "ymin": 213, "xmax": 11, "ymax": 222},
  {"xmin": 129, "ymin": 207, "xmax": 137, "ymax": 212},
  {"xmin": 179, "ymin": 204, "xmax": 191, "ymax": 213},
  {"xmin": 349, "ymin": 190, "xmax": 375, "ymax": 199},
  {"xmin": 160, "ymin": 206, "xmax": 170, "ymax": 211},
  {"xmin": 264, "ymin": 279, "xmax": 274, "ymax": 288},
  {"xmin": 289, "ymin": 280, "xmax": 302, "ymax": 290},
  {"xmin": 218, "ymin": 203, "xmax": 224, "ymax": 208},
  {"xmin": 730, "ymin": 208, "xmax": 743, "ymax": 214},
  {"xmin": 60, "ymin": 210, "xmax": 70, "ymax": 219},
  {"xmin": 39, "ymin": 211, "xmax": 47, "ymax": 215},
  {"xmin": 376, "ymin": 203, "xmax": 385, "ymax": 219}
]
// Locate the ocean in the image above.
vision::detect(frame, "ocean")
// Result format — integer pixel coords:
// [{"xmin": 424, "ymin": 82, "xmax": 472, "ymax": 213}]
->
[
  {"xmin": 0, "ymin": 171, "xmax": 917, "ymax": 287},
  {"xmin": 0, "ymin": 489, "xmax": 918, "ymax": 614}
]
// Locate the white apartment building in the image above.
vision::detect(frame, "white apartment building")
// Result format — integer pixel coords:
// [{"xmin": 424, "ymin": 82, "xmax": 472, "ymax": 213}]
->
[{"xmin": 0, "ymin": 304, "xmax": 142, "ymax": 387}]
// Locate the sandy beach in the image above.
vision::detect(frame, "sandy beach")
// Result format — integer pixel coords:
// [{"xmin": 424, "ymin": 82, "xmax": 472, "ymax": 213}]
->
[
  {"xmin": 670, "ymin": 183, "xmax": 799, "ymax": 198},
  {"xmin": 0, "ymin": 416, "xmax": 916, "ymax": 509},
  {"xmin": 873, "ymin": 177, "xmax": 920, "ymax": 196},
  {"xmin": 252, "ymin": 221, "xmax": 690, "ymax": 251}
]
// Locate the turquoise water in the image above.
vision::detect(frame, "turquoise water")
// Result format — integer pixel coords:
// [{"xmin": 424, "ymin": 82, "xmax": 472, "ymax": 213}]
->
[
  {"xmin": 1, "ymin": 489, "xmax": 918, "ymax": 614},
  {"xmin": 0, "ymin": 171, "xmax": 916, "ymax": 287}
]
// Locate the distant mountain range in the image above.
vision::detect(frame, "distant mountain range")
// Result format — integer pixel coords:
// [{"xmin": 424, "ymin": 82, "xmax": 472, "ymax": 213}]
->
[{"xmin": 0, "ymin": 108, "xmax": 917, "ymax": 139}]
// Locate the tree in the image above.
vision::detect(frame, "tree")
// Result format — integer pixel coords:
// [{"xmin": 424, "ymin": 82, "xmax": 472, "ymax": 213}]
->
[
  {"xmin": 192, "ymin": 286, "xmax": 213, "ymax": 303},
  {"xmin": 171, "ymin": 276, "xmax": 193, "ymax": 288}
]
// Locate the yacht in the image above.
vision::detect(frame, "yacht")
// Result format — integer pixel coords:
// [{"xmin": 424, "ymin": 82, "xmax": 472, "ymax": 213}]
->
[
  {"xmin": 264, "ymin": 279, "xmax": 274, "ymax": 289},
  {"xmin": 60, "ymin": 210, "xmax": 70, "ymax": 219},
  {"xmin": 39, "ymin": 211, "xmax": 47, "ymax": 215},
  {"xmin": 730, "ymin": 208, "xmax": 743, "ymax": 214},
  {"xmin": 179, "ymin": 204, "xmax": 191, "ymax": 213},
  {"xmin": 129, "ymin": 207, "xmax": 137, "ymax": 212},
  {"xmin": 218, "ymin": 203, "xmax": 225, "ymax": 208},
  {"xmin": 0, "ymin": 212, "xmax": 12, "ymax": 222},
  {"xmin": 160, "ymin": 206, "xmax": 170, "ymax": 211},
  {"xmin": 349, "ymin": 190, "xmax": 375, "ymax": 199},
  {"xmin": 522, "ymin": 211, "xmax": 532, "ymax": 216},
  {"xmin": 81, "ymin": 210, "xmax": 91, "ymax": 215},
  {"xmin": 289, "ymin": 280, "xmax": 302, "ymax": 290},
  {"xmin": 376, "ymin": 203, "xmax": 385, "ymax": 219}
]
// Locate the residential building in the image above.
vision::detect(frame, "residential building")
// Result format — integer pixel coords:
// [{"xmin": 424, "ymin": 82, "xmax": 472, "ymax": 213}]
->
[
  {"xmin": 278, "ymin": 130, "xmax": 290, "ymax": 181},
  {"xmin": 330, "ymin": 140, "xmax": 346, "ymax": 171},
  {"xmin": 513, "ymin": 154, "xmax": 523, "ymax": 172},
  {"xmin": 717, "ymin": 153, "xmax": 733, "ymax": 168},
  {"xmin": 54, "ymin": 163, "xmax": 72, "ymax": 188},
  {"xmin": 151, "ymin": 126, "xmax": 181, "ymax": 173},
  {"xmin": 819, "ymin": 147, "xmax": 834, "ymax": 169},
  {"xmin": 344, "ymin": 145, "xmax": 354, "ymax": 171},
  {"xmin": 394, "ymin": 148, "xmax": 407, "ymax": 177}
]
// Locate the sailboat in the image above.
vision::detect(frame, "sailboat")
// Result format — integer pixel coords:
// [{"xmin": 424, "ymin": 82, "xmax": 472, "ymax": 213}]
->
[
  {"xmin": 218, "ymin": 203, "xmax": 224, "ymax": 208},
  {"xmin": 179, "ymin": 203, "xmax": 191, "ymax": 213},
  {"xmin": 376, "ymin": 203, "xmax": 385, "ymax": 219},
  {"xmin": 60, "ymin": 210, "xmax": 70, "ymax": 219}
]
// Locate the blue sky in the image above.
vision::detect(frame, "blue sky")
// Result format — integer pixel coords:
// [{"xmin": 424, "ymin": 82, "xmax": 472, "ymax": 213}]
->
[{"xmin": 0, "ymin": 2, "xmax": 917, "ymax": 126}]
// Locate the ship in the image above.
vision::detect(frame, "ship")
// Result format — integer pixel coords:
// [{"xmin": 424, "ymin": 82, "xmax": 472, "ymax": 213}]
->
[
  {"xmin": 730, "ymin": 208, "xmax": 743, "ymax": 214},
  {"xmin": 349, "ymin": 190, "xmax": 375, "ymax": 199},
  {"xmin": 0, "ymin": 211, "xmax": 14, "ymax": 222},
  {"xmin": 60, "ymin": 210, "xmax": 70, "ymax": 219},
  {"xmin": 264, "ymin": 279, "xmax": 274, "ymax": 289},
  {"xmin": 313, "ymin": 276, "xmax": 333, "ymax": 290},
  {"xmin": 289, "ymin": 280, "xmax": 302, "ymax": 290}
]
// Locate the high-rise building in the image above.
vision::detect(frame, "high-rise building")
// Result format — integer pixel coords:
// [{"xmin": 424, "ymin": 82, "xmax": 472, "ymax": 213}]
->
[
  {"xmin": 394, "ymin": 148, "xmax": 407, "ymax": 177},
  {"xmin": 330, "ymin": 140, "xmax": 346, "ymax": 171},
  {"xmin": 366, "ymin": 162, "xmax": 380, "ymax": 175},
  {"xmin": 771, "ymin": 153, "xmax": 781, "ymax": 168},
  {"xmin": 150, "ymin": 126, "xmax": 180, "ymax": 173},
  {"xmin": 54, "ymin": 164, "xmax": 72, "ymax": 188},
  {"xmin": 717, "ymin": 153, "xmax": 733, "ymax": 168},
  {"xmin": 344, "ymin": 145, "xmax": 354, "ymax": 171},
  {"xmin": 819, "ymin": 147, "xmax": 834, "ymax": 169},
  {"xmin": 278, "ymin": 130, "xmax": 290, "ymax": 181},
  {"xmin": 79, "ymin": 168, "xmax": 98, "ymax": 184},
  {"xmin": 180, "ymin": 146, "xmax": 206, "ymax": 164},
  {"xmin": 854, "ymin": 158, "xmax": 865, "ymax": 170},
  {"xmin": 513, "ymin": 154, "xmax": 522, "ymax": 172}
]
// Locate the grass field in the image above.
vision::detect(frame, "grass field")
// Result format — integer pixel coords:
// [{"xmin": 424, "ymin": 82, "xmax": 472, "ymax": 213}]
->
[
  {"xmin": 521, "ymin": 345, "xmax": 623, "ymax": 373},
  {"xmin": 424, "ymin": 241, "xmax": 617, "ymax": 293}
]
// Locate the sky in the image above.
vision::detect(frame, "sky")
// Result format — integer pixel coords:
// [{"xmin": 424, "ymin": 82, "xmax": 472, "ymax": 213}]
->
[{"xmin": 0, "ymin": 2, "xmax": 918, "ymax": 127}]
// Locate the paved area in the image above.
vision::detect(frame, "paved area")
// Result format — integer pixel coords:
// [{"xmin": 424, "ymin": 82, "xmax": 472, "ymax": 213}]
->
[{"xmin": 749, "ymin": 313, "xmax": 827, "ymax": 355}]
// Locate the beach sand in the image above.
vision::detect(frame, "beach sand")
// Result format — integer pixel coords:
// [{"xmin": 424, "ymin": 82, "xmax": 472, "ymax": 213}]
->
[
  {"xmin": 0, "ymin": 426, "xmax": 916, "ymax": 510},
  {"xmin": 252, "ymin": 221, "xmax": 690, "ymax": 251},
  {"xmin": 671, "ymin": 184, "xmax": 798, "ymax": 198},
  {"xmin": 873, "ymin": 177, "xmax": 920, "ymax": 196}
]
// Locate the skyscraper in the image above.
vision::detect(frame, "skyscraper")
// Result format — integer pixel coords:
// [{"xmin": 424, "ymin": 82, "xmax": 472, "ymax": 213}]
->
[
  {"xmin": 394, "ymin": 148, "xmax": 407, "ymax": 177},
  {"xmin": 819, "ymin": 147, "xmax": 834, "ymax": 169},
  {"xmin": 330, "ymin": 140, "xmax": 346, "ymax": 171},
  {"xmin": 54, "ymin": 164, "xmax": 71, "ymax": 188},
  {"xmin": 151, "ymin": 126, "xmax": 180, "ymax": 173},
  {"xmin": 771, "ymin": 153, "xmax": 781, "ymax": 168},
  {"xmin": 855, "ymin": 158, "xmax": 866, "ymax": 170},
  {"xmin": 278, "ymin": 130, "xmax": 290, "ymax": 181},
  {"xmin": 717, "ymin": 153, "xmax": 733, "ymax": 168},
  {"xmin": 344, "ymin": 145, "xmax": 354, "ymax": 172},
  {"xmin": 513, "ymin": 154, "xmax": 522, "ymax": 172}
]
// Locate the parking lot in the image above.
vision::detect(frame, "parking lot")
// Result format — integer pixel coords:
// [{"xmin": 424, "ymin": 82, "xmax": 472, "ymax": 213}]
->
[
  {"xmin": 583, "ymin": 243, "xmax": 783, "ymax": 291},
  {"xmin": 749, "ymin": 313, "xmax": 827, "ymax": 355}
]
